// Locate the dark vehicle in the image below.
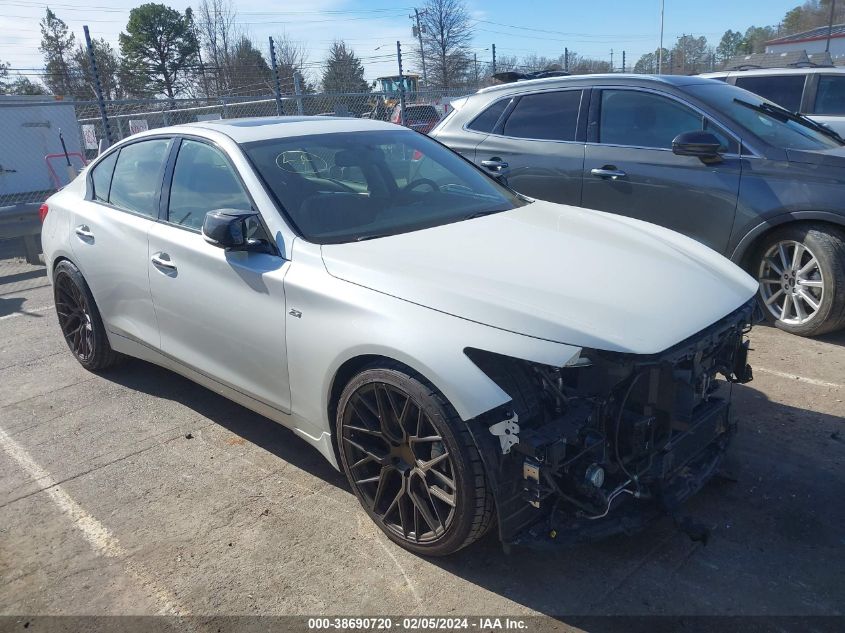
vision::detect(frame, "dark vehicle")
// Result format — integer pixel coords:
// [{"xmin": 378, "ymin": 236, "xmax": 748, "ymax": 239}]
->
[
  {"xmin": 432, "ymin": 75, "xmax": 845, "ymax": 337},
  {"xmin": 390, "ymin": 103, "xmax": 441, "ymax": 134}
]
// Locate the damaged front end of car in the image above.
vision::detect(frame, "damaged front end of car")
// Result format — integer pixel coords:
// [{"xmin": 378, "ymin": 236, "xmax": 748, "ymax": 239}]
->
[{"xmin": 465, "ymin": 300, "xmax": 755, "ymax": 548}]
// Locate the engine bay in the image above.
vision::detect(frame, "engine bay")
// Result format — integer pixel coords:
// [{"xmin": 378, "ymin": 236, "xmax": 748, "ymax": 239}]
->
[{"xmin": 466, "ymin": 299, "xmax": 756, "ymax": 546}]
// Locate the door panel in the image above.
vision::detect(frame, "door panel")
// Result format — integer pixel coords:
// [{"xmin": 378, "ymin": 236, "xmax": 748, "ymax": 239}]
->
[
  {"xmin": 475, "ymin": 89, "xmax": 586, "ymax": 206},
  {"xmin": 581, "ymin": 146, "xmax": 741, "ymax": 253},
  {"xmin": 582, "ymin": 88, "xmax": 741, "ymax": 254},
  {"xmin": 147, "ymin": 223, "xmax": 292, "ymax": 412},
  {"xmin": 68, "ymin": 200, "xmax": 159, "ymax": 345}
]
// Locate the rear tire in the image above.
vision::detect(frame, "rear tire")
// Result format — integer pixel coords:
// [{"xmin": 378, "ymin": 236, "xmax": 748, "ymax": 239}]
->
[
  {"xmin": 754, "ymin": 224, "xmax": 845, "ymax": 336},
  {"xmin": 336, "ymin": 362, "xmax": 494, "ymax": 556},
  {"xmin": 53, "ymin": 260, "xmax": 124, "ymax": 371}
]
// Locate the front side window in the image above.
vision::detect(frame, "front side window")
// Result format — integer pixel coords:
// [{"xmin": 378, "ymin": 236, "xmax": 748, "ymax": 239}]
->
[
  {"xmin": 599, "ymin": 89, "xmax": 706, "ymax": 149},
  {"xmin": 734, "ymin": 74, "xmax": 805, "ymax": 112},
  {"xmin": 108, "ymin": 139, "xmax": 170, "ymax": 218},
  {"xmin": 243, "ymin": 129, "xmax": 528, "ymax": 244},
  {"xmin": 90, "ymin": 150, "xmax": 118, "ymax": 202},
  {"xmin": 502, "ymin": 90, "xmax": 581, "ymax": 141},
  {"xmin": 814, "ymin": 74, "xmax": 845, "ymax": 115},
  {"xmin": 168, "ymin": 140, "xmax": 251, "ymax": 230}
]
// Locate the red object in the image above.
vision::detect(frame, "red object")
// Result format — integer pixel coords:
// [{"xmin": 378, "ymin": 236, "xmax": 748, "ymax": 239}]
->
[
  {"xmin": 39, "ymin": 203, "xmax": 49, "ymax": 223},
  {"xmin": 411, "ymin": 149, "xmax": 424, "ymax": 161}
]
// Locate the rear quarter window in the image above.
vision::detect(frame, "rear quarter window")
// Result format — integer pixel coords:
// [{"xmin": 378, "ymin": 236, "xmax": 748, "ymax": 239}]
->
[
  {"xmin": 813, "ymin": 74, "xmax": 845, "ymax": 114},
  {"xmin": 466, "ymin": 98, "xmax": 509, "ymax": 133}
]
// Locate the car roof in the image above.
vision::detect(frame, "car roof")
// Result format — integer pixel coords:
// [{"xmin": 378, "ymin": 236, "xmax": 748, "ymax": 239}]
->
[
  {"xmin": 475, "ymin": 73, "xmax": 714, "ymax": 95},
  {"xmin": 701, "ymin": 67, "xmax": 845, "ymax": 78},
  {"xmin": 178, "ymin": 116, "xmax": 399, "ymax": 143}
]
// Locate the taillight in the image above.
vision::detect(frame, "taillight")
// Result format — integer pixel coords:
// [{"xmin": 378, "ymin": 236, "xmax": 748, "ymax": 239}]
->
[{"xmin": 39, "ymin": 203, "xmax": 49, "ymax": 223}]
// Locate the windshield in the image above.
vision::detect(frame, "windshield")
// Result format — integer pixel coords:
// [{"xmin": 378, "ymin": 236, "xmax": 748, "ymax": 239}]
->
[
  {"xmin": 686, "ymin": 82, "xmax": 842, "ymax": 151},
  {"xmin": 242, "ymin": 129, "xmax": 527, "ymax": 244}
]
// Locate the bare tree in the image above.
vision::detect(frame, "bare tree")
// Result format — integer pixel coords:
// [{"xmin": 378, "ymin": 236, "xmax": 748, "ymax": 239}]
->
[
  {"xmin": 196, "ymin": 0, "xmax": 239, "ymax": 95},
  {"xmin": 269, "ymin": 33, "xmax": 309, "ymax": 92},
  {"xmin": 418, "ymin": 0, "xmax": 473, "ymax": 89}
]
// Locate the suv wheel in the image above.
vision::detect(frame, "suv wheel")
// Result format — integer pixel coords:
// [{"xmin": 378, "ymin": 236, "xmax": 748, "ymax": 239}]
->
[
  {"xmin": 755, "ymin": 224, "xmax": 845, "ymax": 336},
  {"xmin": 336, "ymin": 363, "xmax": 494, "ymax": 556}
]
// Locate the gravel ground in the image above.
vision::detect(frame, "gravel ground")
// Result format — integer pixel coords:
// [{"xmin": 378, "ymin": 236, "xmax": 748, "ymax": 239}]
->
[{"xmin": 0, "ymin": 251, "xmax": 842, "ymax": 629}]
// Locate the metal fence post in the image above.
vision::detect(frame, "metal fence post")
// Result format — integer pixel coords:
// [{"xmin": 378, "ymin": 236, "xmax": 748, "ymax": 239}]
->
[
  {"xmin": 492, "ymin": 43, "xmax": 496, "ymax": 76},
  {"xmin": 83, "ymin": 25, "xmax": 112, "ymax": 149},
  {"xmin": 268, "ymin": 37, "xmax": 284, "ymax": 116},
  {"xmin": 396, "ymin": 41, "xmax": 407, "ymax": 127},
  {"xmin": 294, "ymin": 72, "xmax": 304, "ymax": 116},
  {"xmin": 221, "ymin": 97, "xmax": 229, "ymax": 119}
]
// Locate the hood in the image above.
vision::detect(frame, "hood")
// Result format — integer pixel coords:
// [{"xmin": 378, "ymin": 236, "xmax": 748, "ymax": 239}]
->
[
  {"xmin": 786, "ymin": 145, "xmax": 845, "ymax": 167},
  {"xmin": 320, "ymin": 201, "xmax": 757, "ymax": 355}
]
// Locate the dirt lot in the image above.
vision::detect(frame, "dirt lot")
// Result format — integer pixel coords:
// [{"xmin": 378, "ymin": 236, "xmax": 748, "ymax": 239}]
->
[{"xmin": 0, "ymin": 250, "xmax": 843, "ymax": 626}]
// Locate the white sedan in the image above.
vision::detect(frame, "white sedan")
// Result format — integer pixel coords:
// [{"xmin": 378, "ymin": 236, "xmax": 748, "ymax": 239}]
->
[{"xmin": 41, "ymin": 117, "xmax": 757, "ymax": 556}]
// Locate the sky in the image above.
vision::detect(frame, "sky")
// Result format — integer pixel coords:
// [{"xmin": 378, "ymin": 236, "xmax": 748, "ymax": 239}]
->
[{"xmin": 0, "ymin": 0, "xmax": 803, "ymax": 87}]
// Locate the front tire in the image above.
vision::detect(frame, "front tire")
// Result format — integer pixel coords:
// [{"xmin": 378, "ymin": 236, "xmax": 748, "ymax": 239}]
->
[
  {"xmin": 336, "ymin": 363, "xmax": 494, "ymax": 556},
  {"xmin": 53, "ymin": 260, "xmax": 124, "ymax": 371},
  {"xmin": 755, "ymin": 224, "xmax": 845, "ymax": 336}
]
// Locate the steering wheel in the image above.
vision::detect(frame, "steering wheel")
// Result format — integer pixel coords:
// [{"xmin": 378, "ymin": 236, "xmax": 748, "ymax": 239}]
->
[{"xmin": 400, "ymin": 178, "xmax": 440, "ymax": 195}]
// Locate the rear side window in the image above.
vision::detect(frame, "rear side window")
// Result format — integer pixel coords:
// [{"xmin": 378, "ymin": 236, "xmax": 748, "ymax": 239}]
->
[
  {"xmin": 502, "ymin": 90, "xmax": 581, "ymax": 141},
  {"xmin": 467, "ymin": 98, "xmax": 509, "ymax": 133},
  {"xmin": 168, "ymin": 140, "xmax": 251, "ymax": 230},
  {"xmin": 734, "ymin": 75, "xmax": 805, "ymax": 112},
  {"xmin": 814, "ymin": 74, "xmax": 845, "ymax": 114},
  {"xmin": 108, "ymin": 139, "xmax": 170, "ymax": 218},
  {"xmin": 90, "ymin": 151, "xmax": 118, "ymax": 202}
]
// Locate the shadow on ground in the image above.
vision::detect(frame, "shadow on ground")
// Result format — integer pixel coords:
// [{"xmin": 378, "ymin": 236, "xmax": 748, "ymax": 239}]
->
[{"xmin": 100, "ymin": 360, "xmax": 844, "ymax": 617}]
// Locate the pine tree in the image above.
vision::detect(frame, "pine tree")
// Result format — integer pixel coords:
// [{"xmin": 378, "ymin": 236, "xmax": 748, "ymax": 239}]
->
[
  {"xmin": 39, "ymin": 9, "xmax": 76, "ymax": 97},
  {"xmin": 321, "ymin": 41, "xmax": 368, "ymax": 94}
]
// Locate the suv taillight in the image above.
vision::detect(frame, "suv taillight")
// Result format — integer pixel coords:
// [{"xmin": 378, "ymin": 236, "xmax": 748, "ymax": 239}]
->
[{"xmin": 39, "ymin": 203, "xmax": 49, "ymax": 223}]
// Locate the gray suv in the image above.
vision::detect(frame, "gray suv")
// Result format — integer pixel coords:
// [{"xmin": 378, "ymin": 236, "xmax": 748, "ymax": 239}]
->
[{"xmin": 432, "ymin": 75, "xmax": 845, "ymax": 337}]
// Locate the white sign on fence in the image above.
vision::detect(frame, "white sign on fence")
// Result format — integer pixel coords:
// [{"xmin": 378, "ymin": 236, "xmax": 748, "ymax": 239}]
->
[
  {"xmin": 81, "ymin": 124, "xmax": 98, "ymax": 150},
  {"xmin": 128, "ymin": 119, "xmax": 149, "ymax": 135}
]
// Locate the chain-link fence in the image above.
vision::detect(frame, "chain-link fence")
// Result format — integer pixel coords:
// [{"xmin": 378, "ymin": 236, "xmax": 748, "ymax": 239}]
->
[{"xmin": 0, "ymin": 86, "xmax": 474, "ymax": 267}]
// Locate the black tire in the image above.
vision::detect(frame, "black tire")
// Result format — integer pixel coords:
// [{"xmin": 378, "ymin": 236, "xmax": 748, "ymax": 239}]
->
[
  {"xmin": 53, "ymin": 260, "xmax": 124, "ymax": 371},
  {"xmin": 336, "ymin": 362, "xmax": 494, "ymax": 556},
  {"xmin": 754, "ymin": 224, "xmax": 845, "ymax": 337}
]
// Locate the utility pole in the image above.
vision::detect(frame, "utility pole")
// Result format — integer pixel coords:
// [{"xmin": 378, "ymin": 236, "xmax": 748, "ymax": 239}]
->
[
  {"xmin": 268, "ymin": 36, "xmax": 283, "ymax": 116},
  {"xmin": 826, "ymin": 0, "xmax": 837, "ymax": 52},
  {"xmin": 474, "ymin": 53, "xmax": 479, "ymax": 87},
  {"xmin": 396, "ymin": 41, "xmax": 407, "ymax": 126},
  {"xmin": 492, "ymin": 43, "xmax": 497, "ymax": 76},
  {"xmin": 610, "ymin": 49, "xmax": 614, "ymax": 71},
  {"xmin": 658, "ymin": 0, "xmax": 665, "ymax": 74},
  {"xmin": 564, "ymin": 47, "xmax": 569, "ymax": 72},
  {"xmin": 412, "ymin": 8, "xmax": 428, "ymax": 86},
  {"xmin": 83, "ymin": 25, "xmax": 112, "ymax": 147},
  {"xmin": 622, "ymin": 50, "xmax": 626, "ymax": 73}
]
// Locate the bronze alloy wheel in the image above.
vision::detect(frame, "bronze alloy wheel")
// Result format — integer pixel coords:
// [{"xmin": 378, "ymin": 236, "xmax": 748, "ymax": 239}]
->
[
  {"xmin": 340, "ymin": 380, "xmax": 458, "ymax": 544},
  {"xmin": 337, "ymin": 364, "xmax": 495, "ymax": 556},
  {"xmin": 55, "ymin": 270, "xmax": 95, "ymax": 362}
]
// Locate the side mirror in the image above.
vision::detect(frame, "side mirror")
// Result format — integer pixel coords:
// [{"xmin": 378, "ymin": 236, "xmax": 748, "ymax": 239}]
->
[
  {"xmin": 202, "ymin": 209, "xmax": 273, "ymax": 254},
  {"xmin": 672, "ymin": 131, "xmax": 723, "ymax": 162}
]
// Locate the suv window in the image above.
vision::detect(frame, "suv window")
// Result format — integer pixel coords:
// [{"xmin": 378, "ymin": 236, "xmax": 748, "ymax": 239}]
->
[
  {"xmin": 599, "ymin": 90, "xmax": 706, "ymax": 149},
  {"xmin": 90, "ymin": 150, "xmax": 118, "ymax": 202},
  {"xmin": 814, "ymin": 74, "xmax": 845, "ymax": 114},
  {"xmin": 168, "ymin": 140, "xmax": 251, "ymax": 230},
  {"xmin": 467, "ymin": 98, "xmax": 509, "ymax": 133},
  {"xmin": 502, "ymin": 90, "xmax": 581, "ymax": 141},
  {"xmin": 108, "ymin": 139, "xmax": 170, "ymax": 218},
  {"xmin": 734, "ymin": 75, "xmax": 805, "ymax": 112}
]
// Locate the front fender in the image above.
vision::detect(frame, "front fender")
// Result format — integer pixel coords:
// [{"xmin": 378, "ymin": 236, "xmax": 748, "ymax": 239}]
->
[{"xmin": 283, "ymin": 242, "xmax": 580, "ymax": 442}]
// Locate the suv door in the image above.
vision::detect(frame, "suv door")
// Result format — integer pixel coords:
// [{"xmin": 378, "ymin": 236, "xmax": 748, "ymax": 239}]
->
[
  {"xmin": 147, "ymin": 137, "xmax": 292, "ymax": 413},
  {"xmin": 68, "ymin": 137, "xmax": 171, "ymax": 347},
  {"xmin": 474, "ymin": 89, "xmax": 586, "ymax": 205},
  {"xmin": 581, "ymin": 88, "xmax": 741, "ymax": 254}
]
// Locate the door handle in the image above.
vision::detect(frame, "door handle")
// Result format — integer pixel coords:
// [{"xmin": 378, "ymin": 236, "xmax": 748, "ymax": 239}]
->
[
  {"xmin": 151, "ymin": 252, "xmax": 177, "ymax": 272},
  {"xmin": 481, "ymin": 159, "xmax": 509, "ymax": 171},
  {"xmin": 590, "ymin": 166, "xmax": 627, "ymax": 180},
  {"xmin": 74, "ymin": 224, "xmax": 94, "ymax": 239}
]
